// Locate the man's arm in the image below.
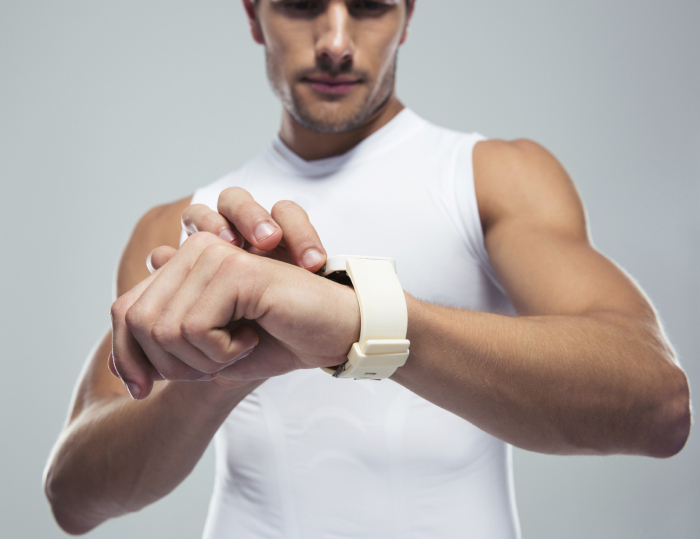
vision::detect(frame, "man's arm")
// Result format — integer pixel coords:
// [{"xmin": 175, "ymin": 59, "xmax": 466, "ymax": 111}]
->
[
  {"xmin": 391, "ymin": 139, "xmax": 691, "ymax": 457},
  {"xmin": 43, "ymin": 198, "xmax": 263, "ymax": 535}
]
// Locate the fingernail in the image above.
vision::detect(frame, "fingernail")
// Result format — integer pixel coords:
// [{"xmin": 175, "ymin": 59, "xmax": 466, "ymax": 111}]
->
[
  {"xmin": 218, "ymin": 228, "xmax": 237, "ymax": 243},
  {"xmin": 125, "ymin": 382, "xmax": 141, "ymax": 400},
  {"xmin": 302, "ymin": 249, "xmax": 324, "ymax": 268},
  {"xmin": 197, "ymin": 373, "xmax": 216, "ymax": 382},
  {"xmin": 254, "ymin": 222, "xmax": 277, "ymax": 243},
  {"xmin": 146, "ymin": 251, "xmax": 156, "ymax": 274}
]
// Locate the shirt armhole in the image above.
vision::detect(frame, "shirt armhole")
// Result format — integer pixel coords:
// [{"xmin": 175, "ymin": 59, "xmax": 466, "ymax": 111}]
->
[{"xmin": 453, "ymin": 134, "xmax": 508, "ymax": 296}]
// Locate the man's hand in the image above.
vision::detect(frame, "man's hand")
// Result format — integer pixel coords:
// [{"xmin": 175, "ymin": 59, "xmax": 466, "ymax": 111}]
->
[
  {"xmin": 110, "ymin": 232, "xmax": 360, "ymax": 400},
  {"xmin": 109, "ymin": 187, "xmax": 339, "ymax": 399},
  {"xmin": 180, "ymin": 186, "xmax": 327, "ymax": 272}
]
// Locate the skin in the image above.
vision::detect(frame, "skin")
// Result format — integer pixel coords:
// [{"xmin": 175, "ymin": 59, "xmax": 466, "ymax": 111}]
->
[{"xmin": 44, "ymin": 0, "xmax": 691, "ymax": 535}]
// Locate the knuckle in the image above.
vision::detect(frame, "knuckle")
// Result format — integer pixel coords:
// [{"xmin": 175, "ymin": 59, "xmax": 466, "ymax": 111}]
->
[
  {"xmin": 221, "ymin": 250, "xmax": 255, "ymax": 275},
  {"xmin": 185, "ymin": 204, "xmax": 225, "ymax": 233},
  {"xmin": 219, "ymin": 190, "xmax": 269, "ymax": 226},
  {"xmin": 272, "ymin": 200, "xmax": 310, "ymax": 223},
  {"xmin": 110, "ymin": 297, "xmax": 127, "ymax": 320},
  {"xmin": 149, "ymin": 246, "xmax": 171, "ymax": 269},
  {"xmin": 271, "ymin": 199, "xmax": 299, "ymax": 214},
  {"xmin": 124, "ymin": 305, "xmax": 147, "ymax": 333},
  {"xmin": 221, "ymin": 186, "xmax": 244, "ymax": 198},
  {"xmin": 180, "ymin": 315, "xmax": 206, "ymax": 342},
  {"xmin": 218, "ymin": 187, "xmax": 248, "ymax": 209},
  {"xmin": 151, "ymin": 319, "xmax": 178, "ymax": 348},
  {"xmin": 201, "ymin": 242, "xmax": 232, "ymax": 262},
  {"xmin": 189, "ymin": 203, "xmax": 209, "ymax": 215},
  {"xmin": 204, "ymin": 212, "xmax": 225, "ymax": 232},
  {"xmin": 186, "ymin": 230, "xmax": 218, "ymax": 248}
]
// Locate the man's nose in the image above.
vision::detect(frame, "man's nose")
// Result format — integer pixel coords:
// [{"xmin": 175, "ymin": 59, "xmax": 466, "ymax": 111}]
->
[{"xmin": 316, "ymin": 2, "xmax": 355, "ymax": 72}]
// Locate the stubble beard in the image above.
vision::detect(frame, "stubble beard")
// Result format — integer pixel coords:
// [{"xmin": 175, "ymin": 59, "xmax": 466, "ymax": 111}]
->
[{"xmin": 267, "ymin": 52, "xmax": 398, "ymax": 135}]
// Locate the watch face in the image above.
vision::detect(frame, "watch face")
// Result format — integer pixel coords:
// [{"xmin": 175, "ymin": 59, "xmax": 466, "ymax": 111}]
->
[
  {"xmin": 320, "ymin": 255, "xmax": 397, "ymax": 277},
  {"xmin": 323, "ymin": 270, "xmax": 353, "ymax": 287}
]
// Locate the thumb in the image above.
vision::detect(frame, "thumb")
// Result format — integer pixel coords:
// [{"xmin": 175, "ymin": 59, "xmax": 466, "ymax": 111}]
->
[{"xmin": 146, "ymin": 245, "xmax": 177, "ymax": 273}]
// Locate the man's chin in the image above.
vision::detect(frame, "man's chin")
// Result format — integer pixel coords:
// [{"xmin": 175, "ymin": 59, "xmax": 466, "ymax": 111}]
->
[
  {"xmin": 290, "ymin": 90, "xmax": 398, "ymax": 135},
  {"xmin": 290, "ymin": 105, "xmax": 371, "ymax": 135},
  {"xmin": 294, "ymin": 117, "xmax": 364, "ymax": 135}
]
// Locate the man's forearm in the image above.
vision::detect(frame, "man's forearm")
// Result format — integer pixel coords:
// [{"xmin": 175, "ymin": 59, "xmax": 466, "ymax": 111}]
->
[
  {"xmin": 44, "ymin": 379, "xmax": 261, "ymax": 535},
  {"xmin": 392, "ymin": 294, "xmax": 691, "ymax": 457}
]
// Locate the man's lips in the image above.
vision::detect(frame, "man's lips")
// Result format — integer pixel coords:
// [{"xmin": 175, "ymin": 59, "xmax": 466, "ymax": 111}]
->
[{"xmin": 304, "ymin": 77, "xmax": 360, "ymax": 95}]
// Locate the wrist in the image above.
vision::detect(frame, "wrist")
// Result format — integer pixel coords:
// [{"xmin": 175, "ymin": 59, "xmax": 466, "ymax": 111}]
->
[
  {"xmin": 166, "ymin": 377, "xmax": 264, "ymax": 410},
  {"xmin": 339, "ymin": 281, "xmax": 362, "ymax": 352},
  {"xmin": 390, "ymin": 292, "xmax": 425, "ymax": 382}
]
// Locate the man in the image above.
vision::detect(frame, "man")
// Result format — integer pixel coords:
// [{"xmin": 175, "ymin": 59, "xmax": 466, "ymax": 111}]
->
[{"xmin": 44, "ymin": 1, "xmax": 691, "ymax": 537}]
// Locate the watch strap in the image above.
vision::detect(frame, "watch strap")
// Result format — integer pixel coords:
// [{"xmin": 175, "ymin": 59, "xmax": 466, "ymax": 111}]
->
[{"xmin": 321, "ymin": 257, "xmax": 410, "ymax": 380}]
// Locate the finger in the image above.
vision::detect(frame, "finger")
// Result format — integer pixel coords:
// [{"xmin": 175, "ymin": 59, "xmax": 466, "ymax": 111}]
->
[
  {"xmin": 111, "ymin": 279, "xmax": 162, "ymax": 399},
  {"xmin": 184, "ymin": 318, "xmax": 260, "ymax": 366},
  {"xmin": 108, "ymin": 350, "xmax": 163, "ymax": 387},
  {"xmin": 125, "ymin": 233, "xmax": 225, "ymax": 383},
  {"xmin": 147, "ymin": 245, "xmax": 177, "ymax": 273},
  {"xmin": 270, "ymin": 200, "xmax": 326, "ymax": 271},
  {"xmin": 153, "ymin": 243, "xmax": 254, "ymax": 372},
  {"xmin": 111, "ymin": 323, "xmax": 163, "ymax": 399},
  {"xmin": 181, "ymin": 203, "xmax": 244, "ymax": 248},
  {"xmin": 217, "ymin": 187, "xmax": 283, "ymax": 252},
  {"xmin": 180, "ymin": 254, "xmax": 262, "ymax": 363},
  {"xmin": 216, "ymin": 323, "xmax": 298, "ymax": 381}
]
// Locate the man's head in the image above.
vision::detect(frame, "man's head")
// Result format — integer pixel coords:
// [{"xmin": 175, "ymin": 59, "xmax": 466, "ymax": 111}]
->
[{"xmin": 243, "ymin": 0, "xmax": 415, "ymax": 134}]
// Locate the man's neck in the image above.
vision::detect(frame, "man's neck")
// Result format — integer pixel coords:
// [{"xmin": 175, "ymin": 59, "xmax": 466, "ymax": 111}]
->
[{"xmin": 278, "ymin": 95, "xmax": 405, "ymax": 161}]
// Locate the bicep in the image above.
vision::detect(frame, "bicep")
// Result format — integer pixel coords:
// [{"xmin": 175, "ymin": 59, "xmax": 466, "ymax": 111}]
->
[
  {"xmin": 475, "ymin": 139, "xmax": 655, "ymax": 322},
  {"xmin": 486, "ymin": 220, "xmax": 654, "ymax": 321}
]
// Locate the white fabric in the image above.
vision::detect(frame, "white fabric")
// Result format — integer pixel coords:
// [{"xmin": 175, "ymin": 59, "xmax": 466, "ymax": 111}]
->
[{"xmin": 184, "ymin": 109, "xmax": 521, "ymax": 539}]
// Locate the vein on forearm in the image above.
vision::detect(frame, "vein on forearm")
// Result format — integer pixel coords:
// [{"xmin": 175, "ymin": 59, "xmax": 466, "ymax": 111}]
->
[
  {"xmin": 48, "ymin": 380, "xmax": 257, "ymax": 529},
  {"xmin": 394, "ymin": 300, "xmax": 682, "ymax": 455}
]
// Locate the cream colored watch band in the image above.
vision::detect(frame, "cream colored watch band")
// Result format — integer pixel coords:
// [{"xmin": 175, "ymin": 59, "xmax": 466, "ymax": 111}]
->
[{"xmin": 320, "ymin": 256, "xmax": 410, "ymax": 380}]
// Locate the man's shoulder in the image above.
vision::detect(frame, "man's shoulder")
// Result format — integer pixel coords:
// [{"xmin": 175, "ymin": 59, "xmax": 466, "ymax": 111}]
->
[
  {"xmin": 473, "ymin": 138, "xmax": 586, "ymax": 237},
  {"xmin": 473, "ymin": 138, "xmax": 563, "ymax": 198},
  {"xmin": 136, "ymin": 196, "xmax": 192, "ymax": 246},
  {"xmin": 116, "ymin": 196, "xmax": 192, "ymax": 295},
  {"xmin": 474, "ymin": 137, "xmax": 558, "ymax": 168}
]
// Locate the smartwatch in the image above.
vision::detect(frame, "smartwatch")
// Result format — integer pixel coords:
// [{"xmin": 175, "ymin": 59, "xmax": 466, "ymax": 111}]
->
[{"xmin": 319, "ymin": 255, "xmax": 410, "ymax": 380}]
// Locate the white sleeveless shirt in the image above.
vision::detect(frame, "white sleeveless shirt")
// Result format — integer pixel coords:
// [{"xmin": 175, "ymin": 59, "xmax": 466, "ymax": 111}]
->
[{"xmin": 185, "ymin": 109, "xmax": 521, "ymax": 539}]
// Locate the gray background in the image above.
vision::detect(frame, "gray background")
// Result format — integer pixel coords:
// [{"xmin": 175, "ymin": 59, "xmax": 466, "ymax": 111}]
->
[{"xmin": 1, "ymin": 0, "xmax": 698, "ymax": 537}]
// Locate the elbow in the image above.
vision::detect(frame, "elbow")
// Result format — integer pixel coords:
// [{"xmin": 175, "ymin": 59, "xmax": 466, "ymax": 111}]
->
[
  {"xmin": 44, "ymin": 465, "xmax": 100, "ymax": 536},
  {"xmin": 51, "ymin": 512, "xmax": 96, "ymax": 536},
  {"xmin": 644, "ymin": 365, "xmax": 692, "ymax": 459}
]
